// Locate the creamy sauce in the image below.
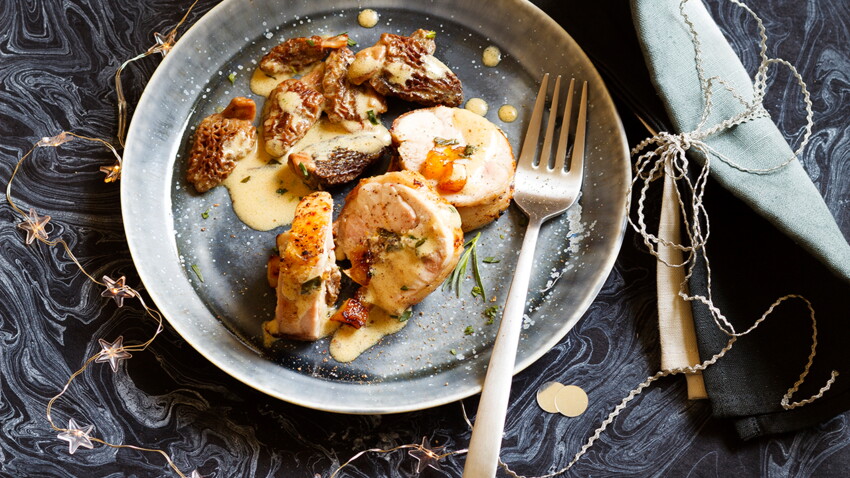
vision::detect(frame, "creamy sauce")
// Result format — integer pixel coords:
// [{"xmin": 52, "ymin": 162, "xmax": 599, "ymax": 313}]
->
[
  {"xmin": 222, "ymin": 132, "xmax": 312, "ymax": 231},
  {"xmin": 420, "ymin": 54, "xmax": 450, "ymax": 80},
  {"xmin": 250, "ymin": 62, "xmax": 320, "ymax": 97},
  {"xmin": 554, "ymin": 385, "xmax": 589, "ymax": 417},
  {"xmin": 329, "ymin": 307, "xmax": 408, "ymax": 362},
  {"xmin": 262, "ymin": 314, "xmax": 340, "ymax": 347},
  {"xmin": 536, "ymin": 381, "xmax": 565, "ymax": 413},
  {"xmin": 357, "ymin": 8, "xmax": 379, "ymax": 28},
  {"xmin": 385, "ymin": 60, "xmax": 414, "ymax": 85},
  {"xmin": 482, "ymin": 45, "xmax": 502, "ymax": 67},
  {"xmin": 498, "ymin": 104, "xmax": 518, "ymax": 122},
  {"xmin": 250, "ymin": 67, "xmax": 287, "ymax": 97},
  {"xmin": 464, "ymin": 97, "xmax": 489, "ymax": 116}
]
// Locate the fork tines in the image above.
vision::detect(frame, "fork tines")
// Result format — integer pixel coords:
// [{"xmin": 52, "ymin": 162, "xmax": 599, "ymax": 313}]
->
[{"xmin": 519, "ymin": 73, "xmax": 588, "ymax": 175}]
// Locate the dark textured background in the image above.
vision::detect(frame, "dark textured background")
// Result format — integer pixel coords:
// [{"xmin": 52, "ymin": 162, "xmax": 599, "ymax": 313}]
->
[{"xmin": 1, "ymin": 0, "xmax": 849, "ymax": 477}]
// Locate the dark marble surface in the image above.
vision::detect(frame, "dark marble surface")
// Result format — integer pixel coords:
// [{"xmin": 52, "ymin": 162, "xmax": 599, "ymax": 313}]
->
[{"xmin": 1, "ymin": 1, "xmax": 849, "ymax": 477}]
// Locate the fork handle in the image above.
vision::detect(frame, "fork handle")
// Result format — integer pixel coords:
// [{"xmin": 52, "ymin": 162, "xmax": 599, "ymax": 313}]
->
[{"xmin": 463, "ymin": 217, "xmax": 542, "ymax": 478}]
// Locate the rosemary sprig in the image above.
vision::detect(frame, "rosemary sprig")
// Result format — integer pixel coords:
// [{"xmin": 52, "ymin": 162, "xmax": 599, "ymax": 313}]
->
[{"xmin": 443, "ymin": 232, "xmax": 485, "ymax": 297}]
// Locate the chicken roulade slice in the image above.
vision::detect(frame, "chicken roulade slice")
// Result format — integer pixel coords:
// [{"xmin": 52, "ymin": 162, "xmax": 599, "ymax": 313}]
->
[
  {"xmin": 391, "ymin": 106, "xmax": 516, "ymax": 231},
  {"xmin": 334, "ymin": 171, "xmax": 464, "ymax": 318},
  {"xmin": 264, "ymin": 192, "xmax": 341, "ymax": 341}
]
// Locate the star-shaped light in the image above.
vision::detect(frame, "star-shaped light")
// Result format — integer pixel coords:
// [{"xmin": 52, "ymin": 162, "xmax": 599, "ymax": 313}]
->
[
  {"xmin": 100, "ymin": 161, "xmax": 122, "ymax": 183},
  {"xmin": 57, "ymin": 418, "xmax": 95, "ymax": 454},
  {"xmin": 95, "ymin": 336, "xmax": 132, "ymax": 372},
  {"xmin": 151, "ymin": 31, "xmax": 176, "ymax": 57},
  {"xmin": 17, "ymin": 208, "xmax": 51, "ymax": 244},
  {"xmin": 408, "ymin": 437, "xmax": 445, "ymax": 473},
  {"xmin": 36, "ymin": 131, "xmax": 72, "ymax": 148},
  {"xmin": 101, "ymin": 275, "xmax": 136, "ymax": 308}
]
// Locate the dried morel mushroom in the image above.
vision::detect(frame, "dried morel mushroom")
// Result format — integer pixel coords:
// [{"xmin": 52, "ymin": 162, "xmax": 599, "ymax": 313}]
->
[{"xmin": 186, "ymin": 97, "xmax": 257, "ymax": 193}]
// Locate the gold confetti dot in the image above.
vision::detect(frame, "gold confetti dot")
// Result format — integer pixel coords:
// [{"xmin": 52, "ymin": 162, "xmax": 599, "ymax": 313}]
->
[
  {"xmin": 536, "ymin": 381, "xmax": 564, "ymax": 413},
  {"xmin": 554, "ymin": 385, "xmax": 588, "ymax": 417}
]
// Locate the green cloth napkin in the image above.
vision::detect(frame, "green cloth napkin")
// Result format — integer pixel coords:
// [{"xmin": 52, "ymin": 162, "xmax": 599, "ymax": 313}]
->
[
  {"xmin": 632, "ymin": 0, "xmax": 850, "ymax": 283},
  {"xmin": 631, "ymin": 0, "xmax": 850, "ymax": 438}
]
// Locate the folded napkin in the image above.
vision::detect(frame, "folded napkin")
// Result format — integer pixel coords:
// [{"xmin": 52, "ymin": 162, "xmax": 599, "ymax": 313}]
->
[{"xmin": 632, "ymin": 0, "xmax": 850, "ymax": 438}]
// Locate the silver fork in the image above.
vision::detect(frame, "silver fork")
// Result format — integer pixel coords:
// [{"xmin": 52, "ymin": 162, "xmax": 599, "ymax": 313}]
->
[{"xmin": 463, "ymin": 74, "xmax": 588, "ymax": 478}]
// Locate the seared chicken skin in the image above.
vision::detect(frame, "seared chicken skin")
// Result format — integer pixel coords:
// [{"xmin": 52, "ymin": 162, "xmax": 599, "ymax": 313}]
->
[
  {"xmin": 264, "ymin": 192, "xmax": 341, "ymax": 341},
  {"xmin": 186, "ymin": 97, "xmax": 257, "ymax": 193},
  {"xmin": 259, "ymin": 34, "xmax": 350, "ymax": 76},
  {"xmin": 391, "ymin": 106, "xmax": 516, "ymax": 231},
  {"xmin": 322, "ymin": 46, "xmax": 388, "ymax": 130},
  {"xmin": 348, "ymin": 29, "xmax": 462, "ymax": 107},
  {"xmin": 334, "ymin": 171, "xmax": 464, "ymax": 317},
  {"xmin": 262, "ymin": 65, "xmax": 326, "ymax": 157}
]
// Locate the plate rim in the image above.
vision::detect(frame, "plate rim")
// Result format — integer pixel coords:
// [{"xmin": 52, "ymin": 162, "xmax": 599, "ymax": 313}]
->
[{"xmin": 122, "ymin": 0, "xmax": 631, "ymax": 414}]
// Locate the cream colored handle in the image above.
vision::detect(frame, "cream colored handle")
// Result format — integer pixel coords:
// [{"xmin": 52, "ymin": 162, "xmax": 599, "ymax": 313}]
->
[{"xmin": 463, "ymin": 218, "xmax": 541, "ymax": 478}]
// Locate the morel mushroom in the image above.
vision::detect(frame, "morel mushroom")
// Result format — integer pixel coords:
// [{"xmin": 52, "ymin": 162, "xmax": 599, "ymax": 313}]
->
[{"xmin": 185, "ymin": 97, "xmax": 257, "ymax": 193}]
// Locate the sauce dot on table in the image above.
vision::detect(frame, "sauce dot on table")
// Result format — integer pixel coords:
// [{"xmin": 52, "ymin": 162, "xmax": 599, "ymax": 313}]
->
[
  {"xmin": 555, "ymin": 385, "xmax": 588, "ymax": 417},
  {"xmin": 498, "ymin": 104, "xmax": 517, "ymax": 122},
  {"xmin": 465, "ymin": 97, "xmax": 488, "ymax": 116},
  {"xmin": 536, "ymin": 381, "xmax": 564, "ymax": 413},
  {"xmin": 358, "ymin": 9, "xmax": 379, "ymax": 28},
  {"xmin": 482, "ymin": 45, "xmax": 502, "ymax": 67}
]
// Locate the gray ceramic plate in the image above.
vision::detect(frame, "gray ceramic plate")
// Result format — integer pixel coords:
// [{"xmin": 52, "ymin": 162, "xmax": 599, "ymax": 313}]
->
[{"xmin": 122, "ymin": 0, "xmax": 630, "ymax": 414}]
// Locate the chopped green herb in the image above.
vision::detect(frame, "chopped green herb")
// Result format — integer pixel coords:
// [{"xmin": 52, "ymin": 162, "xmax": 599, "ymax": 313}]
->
[
  {"xmin": 450, "ymin": 349, "xmax": 457, "ymax": 355},
  {"xmin": 228, "ymin": 72, "xmax": 236, "ymax": 84},
  {"xmin": 306, "ymin": 38, "xmax": 316, "ymax": 46},
  {"xmin": 240, "ymin": 176, "xmax": 251, "ymax": 183},
  {"xmin": 500, "ymin": 234, "xmax": 506, "ymax": 240},
  {"xmin": 415, "ymin": 237, "xmax": 427, "ymax": 248},
  {"xmin": 464, "ymin": 325, "xmax": 474, "ymax": 336},
  {"xmin": 398, "ymin": 309, "xmax": 412, "ymax": 322},
  {"xmin": 190, "ymin": 264, "xmax": 204, "ymax": 283},
  {"xmin": 276, "ymin": 188, "xmax": 288, "ymax": 195},
  {"xmin": 201, "ymin": 209, "xmax": 210, "ymax": 219},
  {"xmin": 366, "ymin": 109, "xmax": 379, "ymax": 125},
  {"xmin": 425, "ymin": 30, "xmax": 436, "ymax": 39},
  {"xmin": 483, "ymin": 257, "xmax": 500, "ymax": 264},
  {"xmin": 434, "ymin": 137, "xmax": 459, "ymax": 146},
  {"xmin": 299, "ymin": 162, "xmax": 309, "ymax": 178},
  {"xmin": 272, "ymin": 246, "xmax": 279, "ymax": 256},
  {"xmin": 462, "ymin": 144, "xmax": 478, "ymax": 157},
  {"xmin": 347, "ymin": 37, "xmax": 357, "ymax": 47},
  {"xmin": 300, "ymin": 276, "xmax": 322, "ymax": 295},
  {"xmin": 471, "ymin": 286, "xmax": 484, "ymax": 298},
  {"xmin": 269, "ymin": 158, "xmax": 282, "ymax": 165},
  {"xmin": 401, "ymin": 285, "xmax": 410, "ymax": 291},
  {"xmin": 484, "ymin": 305, "xmax": 499, "ymax": 325}
]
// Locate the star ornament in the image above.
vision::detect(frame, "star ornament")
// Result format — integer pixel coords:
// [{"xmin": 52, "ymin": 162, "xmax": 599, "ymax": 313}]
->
[
  {"xmin": 17, "ymin": 208, "xmax": 51, "ymax": 244},
  {"xmin": 57, "ymin": 418, "xmax": 95, "ymax": 454},
  {"xmin": 408, "ymin": 437, "xmax": 445, "ymax": 473},
  {"xmin": 101, "ymin": 275, "xmax": 136, "ymax": 308},
  {"xmin": 36, "ymin": 131, "xmax": 72, "ymax": 148},
  {"xmin": 100, "ymin": 161, "xmax": 122, "ymax": 183},
  {"xmin": 96, "ymin": 336, "xmax": 132, "ymax": 372},
  {"xmin": 151, "ymin": 31, "xmax": 176, "ymax": 57}
]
